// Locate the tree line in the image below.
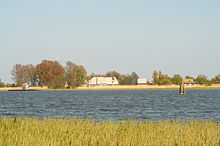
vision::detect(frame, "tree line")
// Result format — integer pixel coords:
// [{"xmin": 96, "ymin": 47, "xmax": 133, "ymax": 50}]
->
[
  {"xmin": 0, "ymin": 60, "xmax": 220, "ymax": 88},
  {"xmin": 152, "ymin": 71, "xmax": 220, "ymax": 85},
  {"xmin": 10, "ymin": 60, "xmax": 87, "ymax": 89},
  {"xmin": 98, "ymin": 70, "xmax": 220, "ymax": 86},
  {"xmin": 9, "ymin": 60, "xmax": 142, "ymax": 88}
]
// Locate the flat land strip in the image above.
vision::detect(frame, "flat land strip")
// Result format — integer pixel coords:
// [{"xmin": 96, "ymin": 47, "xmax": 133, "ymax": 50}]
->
[
  {"xmin": 1, "ymin": 84, "xmax": 220, "ymax": 91},
  {"xmin": 0, "ymin": 118, "xmax": 219, "ymax": 145},
  {"xmin": 0, "ymin": 86, "xmax": 48, "ymax": 91},
  {"xmin": 77, "ymin": 84, "xmax": 220, "ymax": 90}
]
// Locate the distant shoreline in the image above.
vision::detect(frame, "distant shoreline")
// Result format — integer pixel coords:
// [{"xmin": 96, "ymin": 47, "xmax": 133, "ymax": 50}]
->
[
  {"xmin": 1, "ymin": 84, "xmax": 220, "ymax": 91},
  {"xmin": 76, "ymin": 84, "xmax": 220, "ymax": 91}
]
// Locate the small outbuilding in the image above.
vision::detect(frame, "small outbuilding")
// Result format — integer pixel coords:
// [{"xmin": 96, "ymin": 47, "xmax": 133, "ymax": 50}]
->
[
  {"xmin": 182, "ymin": 79, "xmax": 196, "ymax": 85},
  {"xmin": 138, "ymin": 78, "xmax": 147, "ymax": 85}
]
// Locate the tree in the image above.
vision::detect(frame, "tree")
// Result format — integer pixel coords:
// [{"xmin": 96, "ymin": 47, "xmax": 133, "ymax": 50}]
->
[
  {"xmin": 152, "ymin": 71, "xmax": 172, "ymax": 85},
  {"xmin": 172, "ymin": 74, "xmax": 183, "ymax": 85},
  {"xmin": 158, "ymin": 71, "xmax": 163, "ymax": 85},
  {"xmin": 119, "ymin": 74, "xmax": 129, "ymax": 85},
  {"xmin": 11, "ymin": 64, "xmax": 35, "ymax": 86},
  {"xmin": 35, "ymin": 60, "xmax": 65, "ymax": 88},
  {"xmin": 210, "ymin": 74, "xmax": 220, "ymax": 84},
  {"xmin": 130, "ymin": 72, "xmax": 139, "ymax": 85},
  {"xmin": 65, "ymin": 61, "xmax": 78, "ymax": 88},
  {"xmin": 25, "ymin": 64, "xmax": 36, "ymax": 86},
  {"xmin": 75, "ymin": 65, "xmax": 87, "ymax": 87},
  {"xmin": 195, "ymin": 74, "xmax": 209, "ymax": 85},
  {"xmin": 160, "ymin": 74, "xmax": 172, "ymax": 85},
  {"xmin": 0, "ymin": 79, "xmax": 5, "ymax": 87},
  {"xmin": 105, "ymin": 71, "xmax": 122, "ymax": 81},
  {"xmin": 65, "ymin": 61, "xmax": 87, "ymax": 88},
  {"xmin": 117, "ymin": 72, "xmax": 139, "ymax": 85},
  {"xmin": 152, "ymin": 71, "xmax": 159, "ymax": 85},
  {"xmin": 185, "ymin": 76, "xmax": 194, "ymax": 80}
]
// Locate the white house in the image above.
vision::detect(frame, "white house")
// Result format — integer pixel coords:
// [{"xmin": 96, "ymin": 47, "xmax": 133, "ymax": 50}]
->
[
  {"xmin": 137, "ymin": 78, "xmax": 147, "ymax": 85},
  {"xmin": 88, "ymin": 77, "xmax": 119, "ymax": 86}
]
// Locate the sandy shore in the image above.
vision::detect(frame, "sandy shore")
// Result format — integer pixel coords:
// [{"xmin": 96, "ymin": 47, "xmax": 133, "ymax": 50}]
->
[
  {"xmin": 0, "ymin": 86, "xmax": 48, "ymax": 91},
  {"xmin": 1, "ymin": 84, "xmax": 220, "ymax": 91},
  {"xmin": 77, "ymin": 84, "xmax": 220, "ymax": 90}
]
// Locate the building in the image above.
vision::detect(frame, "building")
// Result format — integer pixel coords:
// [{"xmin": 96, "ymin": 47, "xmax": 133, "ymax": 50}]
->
[
  {"xmin": 137, "ymin": 78, "xmax": 147, "ymax": 85},
  {"xmin": 182, "ymin": 79, "xmax": 196, "ymax": 85},
  {"xmin": 22, "ymin": 83, "xmax": 29, "ymax": 90},
  {"xmin": 88, "ymin": 77, "xmax": 119, "ymax": 86}
]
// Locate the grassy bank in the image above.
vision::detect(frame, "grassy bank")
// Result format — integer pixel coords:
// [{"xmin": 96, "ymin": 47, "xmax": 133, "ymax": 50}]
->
[{"xmin": 0, "ymin": 118, "xmax": 219, "ymax": 145}]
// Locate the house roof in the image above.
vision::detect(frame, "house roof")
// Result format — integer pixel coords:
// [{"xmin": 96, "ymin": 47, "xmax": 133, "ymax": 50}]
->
[
  {"xmin": 182, "ymin": 79, "xmax": 194, "ymax": 83},
  {"xmin": 88, "ymin": 77, "xmax": 119, "ymax": 85}
]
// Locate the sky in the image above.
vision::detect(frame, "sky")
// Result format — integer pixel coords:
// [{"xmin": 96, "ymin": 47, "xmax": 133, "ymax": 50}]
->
[{"xmin": 0, "ymin": 0, "xmax": 220, "ymax": 83}]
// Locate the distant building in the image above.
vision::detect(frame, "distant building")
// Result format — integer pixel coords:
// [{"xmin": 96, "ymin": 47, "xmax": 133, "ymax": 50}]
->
[
  {"xmin": 182, "ymin": 79, "xmax": 196, "ymax": 85},
  {"xmin": 22, "ymin": 83, "xmax": 29, "ymax": 90},
  {"xmin": 64, "ymin": 82, "xmax": 69, "ymax": 88},
  {"xmin": 88, "ymin": 77, "xmax": 119, "ymax": 86},
  {"xmin": 138, "ymin": 78, "xmax": 147, "ymax": 85}
]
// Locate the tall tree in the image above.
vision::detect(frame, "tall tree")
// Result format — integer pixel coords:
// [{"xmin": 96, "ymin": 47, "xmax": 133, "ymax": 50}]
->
[
  {"xmin": 0, "ymin": 79, "xmax": 5, "ymax": 87},
  {"xmin": 35, "ymin": 60, "xmax": 65, "ymax": 88},
  {"xmin": 172, "ymin": 74, "xmax": 183, "ymax": 85},
  {"xmin": 65, "ymin": 61, "xmax": 87, "ymax": 88},
  {"xmin": 152, "ymin": 71, "xmax": 159, "ymax": 85},
  {"xmin": 11, "ymin": 64, "xmax": 35, "ymax": 86},
  {"xmin": 75, "ymin": 65, "xmax": 87, "ymax": 87},
  {"xmin": 65, "ymin": 61, "xmax": 78, "ymax": 88},
  {"xmin": 130, "ymin": 72, "xmax": 139, "ymax": 85},
  {"xmin": 25, "ymin": 64, "xmax": 36, "ymax": 86}
]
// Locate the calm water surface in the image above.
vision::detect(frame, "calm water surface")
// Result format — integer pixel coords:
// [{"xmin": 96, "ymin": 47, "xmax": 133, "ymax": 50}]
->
[{"xmin": 0, "ymin": 90, "xmax": 220, "ymax": 121}]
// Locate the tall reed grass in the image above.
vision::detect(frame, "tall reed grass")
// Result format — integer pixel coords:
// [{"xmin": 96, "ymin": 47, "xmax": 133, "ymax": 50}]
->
[{"xmin": 0, "ymin": 118, "xmax": 219, "ymax": 145}]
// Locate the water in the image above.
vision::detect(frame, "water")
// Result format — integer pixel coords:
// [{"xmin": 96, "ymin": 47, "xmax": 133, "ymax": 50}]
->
[{"xmin": 0, "ymin": 90, "xmax": 220, "ymax": 121}]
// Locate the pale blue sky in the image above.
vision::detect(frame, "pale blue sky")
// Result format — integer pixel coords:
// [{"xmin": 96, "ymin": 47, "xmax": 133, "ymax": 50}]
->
[{"xmin": 0, "ymin": 0, "xmax": 220, "ymax": 83}]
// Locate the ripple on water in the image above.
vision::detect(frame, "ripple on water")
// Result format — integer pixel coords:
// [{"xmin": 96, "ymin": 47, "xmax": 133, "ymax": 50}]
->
[{"xmin": 0, "ymin": 90, "xmax": 220, "ymax": 121}]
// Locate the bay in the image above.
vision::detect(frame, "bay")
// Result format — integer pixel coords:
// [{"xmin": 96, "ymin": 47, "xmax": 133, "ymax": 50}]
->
[{"xmin": 0, "ymin": 90, "xmax": 220, "ymax": 121}]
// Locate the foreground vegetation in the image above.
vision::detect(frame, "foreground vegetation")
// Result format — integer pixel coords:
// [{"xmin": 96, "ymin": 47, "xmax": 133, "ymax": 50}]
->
[{"xmin": 0, "ymin": 118, "xmax": 220, "ymax": 145}]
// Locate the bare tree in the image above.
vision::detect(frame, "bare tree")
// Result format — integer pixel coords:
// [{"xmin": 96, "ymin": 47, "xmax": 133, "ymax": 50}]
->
[{"xmin": 11, "ymin": 64, "xmax": 35, "ymax": 86}]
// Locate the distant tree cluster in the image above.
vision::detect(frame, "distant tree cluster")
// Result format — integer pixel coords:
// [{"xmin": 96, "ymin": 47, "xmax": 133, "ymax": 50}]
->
[
  {"xmin": 152, "ymin": 71, "xmax": 172, "ymax": 85},
  {"xmin": 106, "ymin": 71, "xmax": 139, "ymax": 85},
  {"xmin": 11, "ymin": 60, "xmax": 87, "ymax": 89},
  {"xmin": 8, "ymin": 60, "xmax": 220, "ymax": 88},
  {"xmin": 152, "ymin": 71, "xmax": 220, "ymax": 85},
  {"xmin": 210, "ymin": 74, "xmax": 220, "ymax": 84}
]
